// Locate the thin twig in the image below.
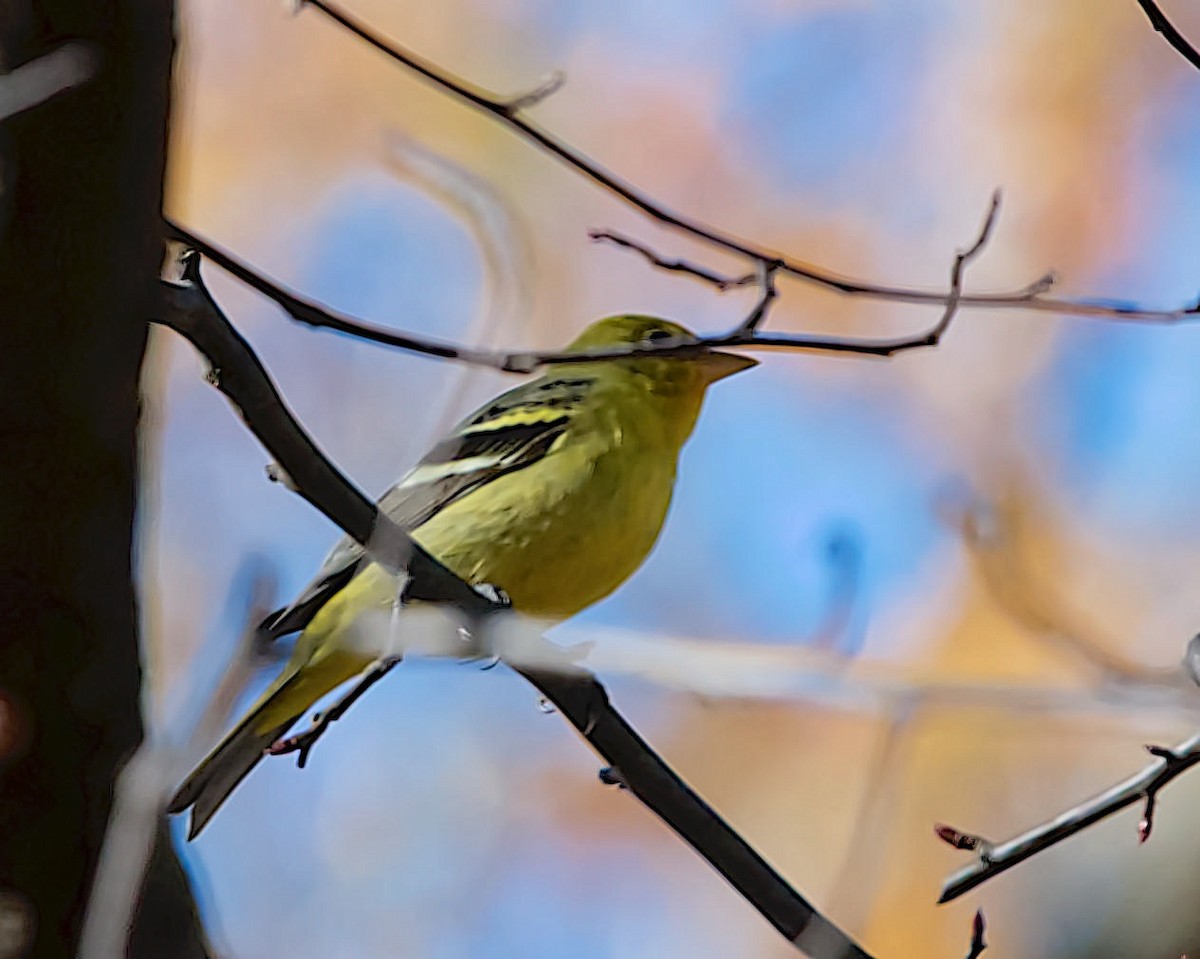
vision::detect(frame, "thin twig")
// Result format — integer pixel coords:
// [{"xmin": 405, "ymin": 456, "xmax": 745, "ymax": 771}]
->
[
  {"xmin": 825, "ymin": 700, "xmax": 915, "ymax": 929},
  {"xmin": 501, "ymin": 69, "xmax": 566, "ymax": 113},
  {"xmin": 937, "ymin": 730, "xmax": 1200, "ymax": 903},
  {"xmin": 154, "ymin": 244, "xmax": 876, "ymax": 959},
  {"xmin": 297, "ymin": 0, "xmax": 1200, "ymax": 324},
  {"xmin": 165, "ymin": 196, "xmax": 998, "ymax": 372},
  {"xmin": 1135, "ymin": 0, "xmax": 1200, "ymax": 72},
  {"xmin": 735, "ymin": 258, "xmax": 782, "ymax": 335},
  {"xmin": 588, "ymin": 229, "xmax": 756, "ymax": 291},
  {"xmin": 158, "ymin": 245, "xmax": 493, "ymax": 609},
  {"xmin": 920, "ymin": 190, "xmax": 1001, "ymax": 350},
  {"xmin": 78, "ymin": 567, "xmax": 273, "ymax": 959},
  {"xmin": 806, "ymin": 527, "xmax": 864, "ymax": 655}
]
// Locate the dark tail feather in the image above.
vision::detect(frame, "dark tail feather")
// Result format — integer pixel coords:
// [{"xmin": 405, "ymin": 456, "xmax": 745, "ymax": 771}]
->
[{"xmin": 169, "ymin": 710, "xmax": 301, "ymax": 840}]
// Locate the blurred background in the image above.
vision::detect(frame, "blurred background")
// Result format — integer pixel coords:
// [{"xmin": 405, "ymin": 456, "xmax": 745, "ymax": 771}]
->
[{"xmin": 145, "ymin": 1, "xmax": 1200, "ymax": 956}]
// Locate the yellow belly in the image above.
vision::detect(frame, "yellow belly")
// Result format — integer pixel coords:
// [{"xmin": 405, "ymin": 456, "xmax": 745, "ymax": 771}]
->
[
  {"xmin": 293, "ymin": 421, "xmax": 678, "ymax": 685},
  {"xmin": 413, "ymin": 437, "xmax": 675, "ymax": 619}
]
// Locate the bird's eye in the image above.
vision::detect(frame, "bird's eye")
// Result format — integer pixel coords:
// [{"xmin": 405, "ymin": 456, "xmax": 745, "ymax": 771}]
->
[{"xmin": 645, "ymin": 329, "xmax": 673, "ymax": 342}]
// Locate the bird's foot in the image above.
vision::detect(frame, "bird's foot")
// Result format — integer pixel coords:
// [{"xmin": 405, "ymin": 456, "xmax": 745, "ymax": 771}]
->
[
  {"xmin": 266, "ymin": 714, "xmax": 329, "ymax": 769},
  {"xmin": 457, "ymin": 582, "xmax": 512, "ymax": 662},
  {"xmin": 266, "ymin": 656, "xmax": 402, "ymax": 769}
]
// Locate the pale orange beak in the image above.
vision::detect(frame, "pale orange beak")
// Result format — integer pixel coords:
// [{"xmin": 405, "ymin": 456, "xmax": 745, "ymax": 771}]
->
[{"xmin": 700, "ymin": 350, "xmax": 759, "ymax": 383}]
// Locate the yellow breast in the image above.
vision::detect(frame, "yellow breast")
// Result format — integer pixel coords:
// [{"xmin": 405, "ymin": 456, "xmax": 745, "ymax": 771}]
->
[{"xmin": 412, "ymin": 417, "xmax": 677, "ymax": 619}]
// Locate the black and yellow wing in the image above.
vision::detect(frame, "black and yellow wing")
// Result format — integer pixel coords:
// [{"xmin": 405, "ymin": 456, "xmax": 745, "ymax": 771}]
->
[{"xmin": 260, "ymin": 375, "xmax": 595, "ymax": 637}]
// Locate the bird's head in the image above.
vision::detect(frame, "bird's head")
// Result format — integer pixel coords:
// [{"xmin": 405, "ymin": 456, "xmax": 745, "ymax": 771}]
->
[{"xmin": 565, "ymin": 315, "xmax": 758, "ymax": 396}]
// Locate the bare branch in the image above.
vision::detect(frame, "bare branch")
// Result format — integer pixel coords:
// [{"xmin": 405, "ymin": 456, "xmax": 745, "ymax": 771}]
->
[
  {"xmin": 0, "ymin": 42, "xmax": 100, "ymax": 122},
  {"xmin": 734, "ymin": 258, "xmax": 782, "ymax": 335},
  {"xmin": 297, "ymin": 0, "xmax": 1200, "ymax": 324},
  {"xmin": 824, "ymin": 701, "xmax": 912, "ymax": 929},
  {"xmin": 79, "ymin": 567, "xmax": 274, "ymax": 959},
  {"xmin": 588, "ymin": 229, "xmax": 756, "ymax": 291},
  {"xmin": 918, "ymin": 190, "xmax": 1002, "ymax": 350},
  {"xmin": 165, "ymin": 198, "xmax": 997, "ymax": 372},
  {"xmin": 1135, "ymin": 0, "xmax": 1200, "ymax": 73},
  {"xmin": 154, "ymin": 244, "xmax": 876, "ymax": 959},
  {"xmin": 938, "ymin": 730, "xmax": 1200, "ymax": 903},
  {"xmin": 159, "ymin": 245, "xmax": 496, "ymax": 609}
]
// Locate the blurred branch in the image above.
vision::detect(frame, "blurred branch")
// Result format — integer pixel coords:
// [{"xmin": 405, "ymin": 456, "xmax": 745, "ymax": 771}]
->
[
  {"xmin": 381, "ymin": 131, "xmax": 534, "ymax": 337},
  {"xmin": 1185, "ymin": 634, "xmax": 1200, "ymax": 688},
  {"xmin": 78, "ymin": 573, "xmax": 272, "ymax": 959},
  {"xmin": 937, "ymin": 729, "xmax": 1200, "ymax": 903},
  {"xmin": 380, "ymin": 130, "xmax": 538, "ymax": 444},
  {"xmin": 807, "ymin": 526, "xmax": 865, "ymax": 655},
  {"xmin": 164, "ymin": 194, "xmax": 997, "ymax": 372},
  {"xmin": 154, "ymin": 245, "xmax": 876, "ymax": 959},
  {"xmin": 0, "ymin": 41, "xmax": 100, "ymax": 122},
  {"xmin": 946, "ymin": 486, "xmax": 1185, "ymax": 687},
  {"xmin": 826, "ymin": 701, "xmax": 916, "ymax": 929},
  {"xmin": 588, "ymin": 229, "xmax": 757, "ymax": 291},
  {"xmin": 1135, "ymin": 0, "xmax": 1200, "ymax": 72},
  {"xmin": 298, "ymin": 0, "xmax": 1200, "ymax": 324}
]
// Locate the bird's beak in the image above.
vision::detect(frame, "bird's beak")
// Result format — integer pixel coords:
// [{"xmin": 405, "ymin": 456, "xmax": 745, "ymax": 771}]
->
[{"xmin": 700, "ymin": 350, "xmax": 759, "ymax": 383}]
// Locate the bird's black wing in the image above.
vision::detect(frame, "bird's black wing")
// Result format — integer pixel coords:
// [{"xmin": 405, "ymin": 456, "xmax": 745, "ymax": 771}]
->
[{"xmin": 259, "ymin": 375, "xmax": 594, "ymax": 637}]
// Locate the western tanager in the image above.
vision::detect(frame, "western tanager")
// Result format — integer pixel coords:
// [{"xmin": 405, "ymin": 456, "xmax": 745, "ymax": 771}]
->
[{"xmin": 169, "ymin": 314, "xmax": 757, "ymax": 837}]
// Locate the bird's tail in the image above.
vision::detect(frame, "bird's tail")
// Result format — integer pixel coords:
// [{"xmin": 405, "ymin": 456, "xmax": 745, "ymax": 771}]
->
[{"xmin": 168, "ymin": 673, "xmax": 304, "ymax": 840}]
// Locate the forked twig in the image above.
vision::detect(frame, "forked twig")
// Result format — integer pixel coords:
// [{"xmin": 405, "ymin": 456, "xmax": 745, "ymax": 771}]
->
[
  {"xmin": 937, "ymin": 729, "xmax": 1200, "ymax": 903},
  {"xmin": 294, "ymin": 0, "xmax": 1200, "ymax": 324},
  {"xmin": 587, "ymin": 229, "xmax": 756, "ymax": 291},
  {"xmin": 166, "ymin": 192, "xmax": 999, "ymax": 373}
]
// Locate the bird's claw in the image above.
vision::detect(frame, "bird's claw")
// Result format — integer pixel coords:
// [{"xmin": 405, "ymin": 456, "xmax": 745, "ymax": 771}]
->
[{"xmin": 266, "ymin": 712, "xmax": 328, "ymax": 769}]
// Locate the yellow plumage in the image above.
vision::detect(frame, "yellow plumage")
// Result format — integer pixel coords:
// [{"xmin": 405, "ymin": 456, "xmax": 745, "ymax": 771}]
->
[{"xmin": 170, "ymin": 314, "xmax": 756, "ymax": 836}]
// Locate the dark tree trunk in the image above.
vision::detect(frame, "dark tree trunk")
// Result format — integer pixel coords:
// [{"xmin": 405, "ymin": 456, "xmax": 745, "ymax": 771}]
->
[{"xmin": 0, "ymin": 2, "xmax": 208, "ymax": 956}]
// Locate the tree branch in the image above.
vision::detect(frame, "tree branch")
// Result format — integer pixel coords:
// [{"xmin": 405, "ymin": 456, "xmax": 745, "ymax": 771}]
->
[
  {"xmin": 155, "ymin": 246, "xmax": 876, "ymax": 959},
  {"xmin": 1135, "ymin": 0, "xmax": 1200, "ymax": 73},
  {"xmin": 294, "ymin": 0, "xmax": 1200, "ymax": 324},
  {"xmin": 79, "ymin": 571, "xmax": 273, "ymax": 959},
  {"xmin": 0, "ymin": 41, "xmax": 100, "ymax": 122},
  {"xmin": 937, "ymin": 729, "xmax": 1200, "ymax": 903},
  {"xmin": 165, "ymin": 192, "xmax": 997, "ymax": 373},
  {"xmin": 158, "ymin": 247, "xmax": 490, "ymax": 609},
  {"xmin": 588, "ymin": 229, "xmax": 757, "ymax": 291}
]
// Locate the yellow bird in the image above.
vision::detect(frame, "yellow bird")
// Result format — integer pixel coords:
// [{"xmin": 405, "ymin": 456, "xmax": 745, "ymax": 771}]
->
[{"xmin": 169, "ymin": 314, "xmax": 757, "ymax": 837}]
